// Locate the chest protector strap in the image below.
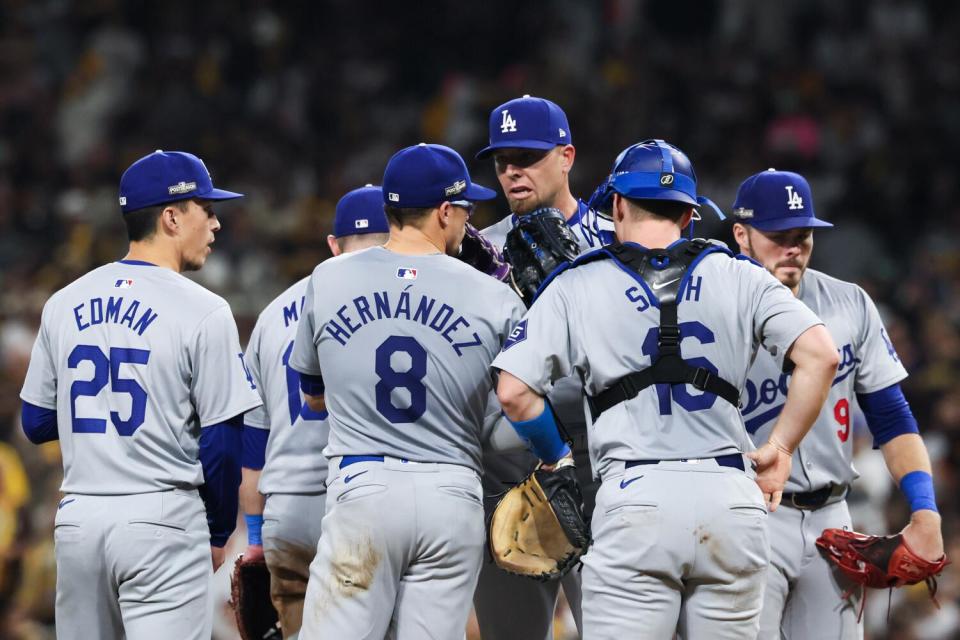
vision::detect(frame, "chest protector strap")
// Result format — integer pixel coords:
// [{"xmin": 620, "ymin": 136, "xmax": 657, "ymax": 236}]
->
[{"xmin": 586, "ymin": 239, "xmax": 741, "ymax": 419}]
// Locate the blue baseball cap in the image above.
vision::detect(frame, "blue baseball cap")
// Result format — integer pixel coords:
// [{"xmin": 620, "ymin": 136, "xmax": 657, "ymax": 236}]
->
[
  {"xmin": 382, "ymin": 143, "xmax": 496, "ymax": 208},
  {"xmin": 333, "ymin": 185, "xmax": 389, "ymax": 238},
  {"xmin": 731, "ymin": 169, "xmax": 833, "ymax": 231},
  {"xmin": 118, "ymin": 150, "xmax": 243, "ymax": 214},
  {"xmin": 476, "ymin": 95, "xmax": 572, "ymax": 159}
]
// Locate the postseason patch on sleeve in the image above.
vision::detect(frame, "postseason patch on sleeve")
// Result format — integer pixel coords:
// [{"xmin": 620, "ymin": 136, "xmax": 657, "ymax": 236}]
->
[{"xmin": 502, "ymin": 319, "xmax": 528, "ymax": 351}]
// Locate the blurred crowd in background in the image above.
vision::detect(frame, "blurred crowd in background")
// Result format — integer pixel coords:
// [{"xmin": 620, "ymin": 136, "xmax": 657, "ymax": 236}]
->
[{"xmin": 1, "ymin": 1, "xmax": 959, "ymax": 638}]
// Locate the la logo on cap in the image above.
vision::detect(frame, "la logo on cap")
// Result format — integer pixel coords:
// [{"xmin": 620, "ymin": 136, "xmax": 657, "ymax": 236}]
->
[
  {"xmin": 500, "ymin": 109, "xmax": 517, "ymax": 133},
  {"xmin": 785, "ymin": 185, "xmax": 804, "ymax": 210}
]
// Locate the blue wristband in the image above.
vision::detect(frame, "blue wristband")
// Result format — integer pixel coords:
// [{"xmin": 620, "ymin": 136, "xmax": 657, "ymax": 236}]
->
[
  {"xmin": 245, "ymin": 514, "xmax": 264, "ymax": 545},
  {"xmin": 900, "ymin": 470, "xmax": 938, "ymax": 513},
  {"xmin": 507, "ymin": 402, "xmax": 570, "ymax": 464}
]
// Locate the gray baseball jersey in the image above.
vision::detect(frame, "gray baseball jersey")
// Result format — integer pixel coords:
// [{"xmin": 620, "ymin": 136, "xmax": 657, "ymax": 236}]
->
[
  {"xmin": 20, "ymin": 261, "xmax": 262, "ymax": 494},
  {"xmin": 21, "ymin": 259, "xmax": 260, "ymax": 640},
  {"xmin": 245, "ymin": 276, "xmax": 329, "ymax": 495},
  {"xmin": 290, "ymin": 246, "xmax": 525, "ymax": 473},
  {"xmin": 244, "ymin": 276, "xmax": 332, "ymax": 636},
  {"xmin": 492, "ymin": 245, "xmax": 823, "ymax": 479},
  {"xmin": 292, "ymin": 247, "xmax": 524, "ymax": 639},
  {"xmin": 743, "ymin": 268, "xmax": 908, "ymax": 493},
  {"xmin": 493, "ymin": 241, "xmax": 823, "ymax": 639}
]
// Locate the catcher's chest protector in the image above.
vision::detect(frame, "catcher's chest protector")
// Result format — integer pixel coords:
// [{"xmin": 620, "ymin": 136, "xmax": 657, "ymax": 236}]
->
[{"xmin": 568, "ymin": 239, "xmax": 742, "ymax": 419}]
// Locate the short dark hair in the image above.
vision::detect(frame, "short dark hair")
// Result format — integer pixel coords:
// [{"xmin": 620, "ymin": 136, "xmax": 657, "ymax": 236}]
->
[
  {"xmin": 383, "ymin": 205, "xmax": 434, "ymax": 230},
  {"xmin": 624, "ymin": 197, "xmax": 692, "ymax": 223},
  {"xmin": 123, "ymin": 200, "xmax": 188, "ymax": 242}
]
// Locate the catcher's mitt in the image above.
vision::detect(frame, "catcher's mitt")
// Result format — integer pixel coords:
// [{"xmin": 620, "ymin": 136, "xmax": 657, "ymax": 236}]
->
[
  {"xmin": 458, "ymin": 223, "xmax": 511, "ymax": 281},
  {"xmin": 503, "ymin": 208, "xmax": 580, "ymax": 305},
  {"xmin": 488, "ymin": 459, "xmax": 591, "ymax": 581},
  {"xmin": 816, "ymin": 528, "xmax": 948, "ymax": 595},
  {"xmin": 229, "ymin": 555, "xmax": 280, "ymax": 640}
]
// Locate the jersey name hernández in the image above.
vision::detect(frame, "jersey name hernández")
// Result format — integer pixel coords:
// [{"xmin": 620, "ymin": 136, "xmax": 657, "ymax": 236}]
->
[{"xmin": 289, "ymin": 247, "xmax": 525, "ymax": 473}]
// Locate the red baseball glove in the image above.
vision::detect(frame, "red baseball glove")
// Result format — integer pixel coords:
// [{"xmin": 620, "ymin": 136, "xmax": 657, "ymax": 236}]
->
[{"xmin": 816, "ymin": 528, "xmax": 948, "ymax": 593}]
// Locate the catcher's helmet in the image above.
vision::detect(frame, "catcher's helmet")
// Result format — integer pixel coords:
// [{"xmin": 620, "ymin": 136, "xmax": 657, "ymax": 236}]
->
[{"xmin": 588, "ymin": 139, "xmax": 723, "ymax": 221}]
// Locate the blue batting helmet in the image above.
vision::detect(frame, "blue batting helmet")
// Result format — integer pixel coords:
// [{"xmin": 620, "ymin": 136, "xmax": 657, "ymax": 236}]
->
[{"xmin": 587, "ymin": 139, "xmax": 724, "ymax": 221}]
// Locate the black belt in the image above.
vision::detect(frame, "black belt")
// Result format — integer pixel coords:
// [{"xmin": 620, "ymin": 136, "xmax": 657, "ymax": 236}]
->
[
  {"xmin": 781, "ymin": 484, "xmax": 846, "ymax": 510},
  {"xmin": 625, "ymin": 454, "xmax": 744, "ymax": 472}
]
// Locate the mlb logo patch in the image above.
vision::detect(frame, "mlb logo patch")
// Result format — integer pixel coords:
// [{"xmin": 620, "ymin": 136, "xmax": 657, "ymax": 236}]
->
[
  {"xmin": 115, "ymin": 279, "xmax": 134, "ymax": 289},
  {"xmin": 502, "ymin": 319, "xmax": 528, "ymax": 351},
  {"xmin": 355, "ymin": 219, "xmax": 369, "ymax": 229},
  {"xmin": 397, "ymin": 268, "xmax": 418, "ymax": 280}
]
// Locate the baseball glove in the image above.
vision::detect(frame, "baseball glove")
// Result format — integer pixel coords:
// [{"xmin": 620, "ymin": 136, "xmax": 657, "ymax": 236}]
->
[
  {"xmin": 503, "ymin": 208, "xmax": 580, "ymax": 306},
  {"xmin": 229, "ymin": 555, "xmax": 280, "ymax": 640},
  {"xmin": 816, "ymin": 528, "xmax": 948, "ymax": 594},
  {"xmin": 458, "ymin": 223, "xmax": 511, "ymax": 281},
  {"xmin": 488, "ymin": 458, "xmax": 591, "ymax": 581}
]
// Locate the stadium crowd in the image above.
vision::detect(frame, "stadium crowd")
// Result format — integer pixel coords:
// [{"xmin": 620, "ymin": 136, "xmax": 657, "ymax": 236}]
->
[{"xmin": 0, "ymin": 1, "xmax": 958, "ymax": 637}]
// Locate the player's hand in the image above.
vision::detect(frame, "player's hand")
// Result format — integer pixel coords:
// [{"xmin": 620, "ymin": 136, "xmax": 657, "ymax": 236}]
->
[
  {"xmin": 539, "ymin": 451, "xmax": 575, "ymax": 472},
  {"xmin": 901, "ymin": 509, "xmax": 945, "ymax": 563},
  {"xmin": 211, "ymin": 545, "xmax": 226, "ymax": 571},
  {"xmin": 242, "ymin": 544, "xmax": 265, "ymax": 563},
  {"xmin": 746, "ymin": 442, "xmax": 792, "ymax": 512}
]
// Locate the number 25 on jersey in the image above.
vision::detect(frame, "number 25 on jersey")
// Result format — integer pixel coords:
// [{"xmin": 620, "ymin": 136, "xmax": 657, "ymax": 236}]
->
[{"xmin": 69, "ymin": 344, "xmax": 149, "ymax": 436}]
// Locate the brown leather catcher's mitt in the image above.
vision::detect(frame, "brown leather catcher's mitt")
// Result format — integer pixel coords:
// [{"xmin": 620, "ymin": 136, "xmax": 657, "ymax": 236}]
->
[{"xmin": 488, "ymin": 459, "xmax": 591, "ymax": 581}]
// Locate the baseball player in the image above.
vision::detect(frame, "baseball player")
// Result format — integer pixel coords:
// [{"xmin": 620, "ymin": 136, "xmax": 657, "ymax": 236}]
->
[
  {"xmin": 731, "ymin": 169, "xmax": 945, "ymax": 639},
  {"xmin": 238, "ymin": 185, "xmax": 390, "ymax": 637},
  {"xmin": 289, "ymin": 143, "xmax": 526, "ymax": 639},
  {"xmin": 19, "ymin": 150, "xmax": 262, "ymax": 640},
  {"xmin": 474, "ymin": 94, "xmax": 613, "ymax": 639},
  {"xmin": 493, "ymin": 140, "xmax": 841, "ymax": 639}
]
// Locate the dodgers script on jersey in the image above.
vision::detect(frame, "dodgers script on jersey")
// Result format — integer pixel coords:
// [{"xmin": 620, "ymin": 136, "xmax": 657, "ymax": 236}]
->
[
  {"xmin": 289, "ymin": 247, "xmax": 525, "ymax": 472},
  {"xmin": 20, "ymin": 261, "xmax": 262, "ymax": 494},
  {"xmin": 743, "ymin": 268, "xmax": 908, "ymax": 493},
  {"xmin": 244, "ymin": 276, "xmax": 329, "ymax": 494},
  {"xmin": 492, "ymin": 242, "xmax": 823, "ymax": 479}
]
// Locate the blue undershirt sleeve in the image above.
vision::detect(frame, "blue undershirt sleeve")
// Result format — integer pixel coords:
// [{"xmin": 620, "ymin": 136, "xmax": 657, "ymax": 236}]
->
[
  {"xmin": 857, "ymin": 383, "xmax": 919, "ymax": 448},
  {"xmin": 242, "ymin": 425, "xmax": 269, "ymax": 470},
  {"xmin": 21, "ymin": 401, "xmax": 59, "ymax": 444},
  {"xmin": 199, "ymin": 414, "xmax": 243, "ymax": 547},
  {"xmin": 299, "ymin": 372, "xmax": 325, "ymax": 396}
]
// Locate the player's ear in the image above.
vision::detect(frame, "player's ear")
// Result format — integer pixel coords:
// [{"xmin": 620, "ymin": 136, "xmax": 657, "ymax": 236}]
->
[
  {"xmin": 612, "ymin": 193, "xmax": 626, "ymax": 224},
  {"xmin": 679, "ymin": 208, "xmax": 695, "ymax": 230},
  {"xmin": 560, "ymin": 145, "xmax": 575, "ymax": 174},
  {"xmin": 437, "ymin": 202, "xmax": 451, "ymax": 228},
  {"xmin": 327, "ymin": 234, "xmax": 341, "ymax": 257},
  {"xmin": 731, "ymin": 222, "xmax": 749, "ymax": 250},
  {"xmin": 160, "ymin": 205, "xmax": 180, "ymax": 235}
]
